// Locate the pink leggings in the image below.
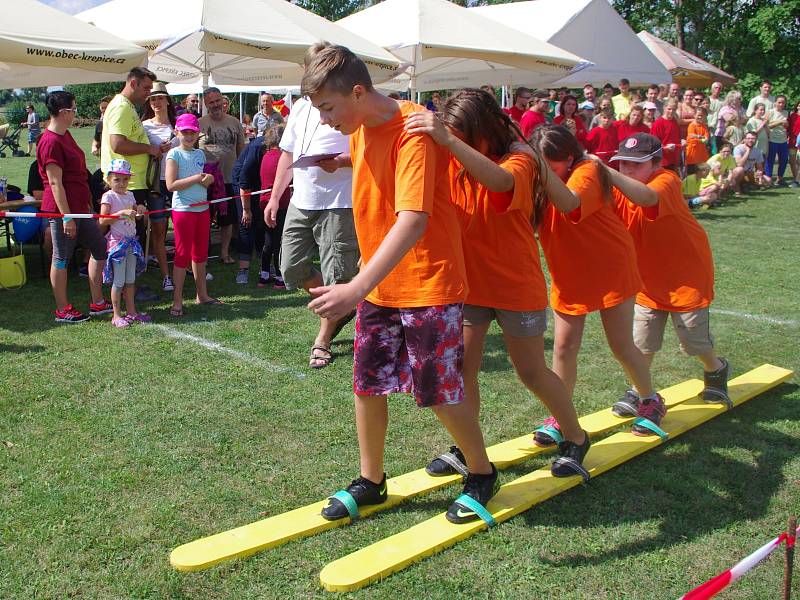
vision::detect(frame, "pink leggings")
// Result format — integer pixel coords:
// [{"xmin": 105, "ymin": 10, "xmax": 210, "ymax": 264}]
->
[{"xmin": 172, "ymin": 210, "xmax": 210, "ymax": 269}]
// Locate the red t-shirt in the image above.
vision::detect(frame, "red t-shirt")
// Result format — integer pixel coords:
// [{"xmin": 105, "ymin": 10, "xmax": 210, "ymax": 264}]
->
[
  {"xmin": 520, "ymin": 110, "xmax": 547, "ymax": 139},
  {"xmin": 259, "ymin": 148, "xmax": 291, "ymax": 210},
  {"xmin": 585, "ymin": 125, "xmax": 619, "ymax": 164},
  {"xmin": 788, "ymin": 112, "xmax": 800, "ymax": 149},
  {"xmin": 504, "ymin": 105, "xmax": 526, "ymax": 124},
  {"xmin": 554, "ymin": 114, "xmax": 587, "ymax": 145},
  {"xmin": 614, "ymin": 119, "xmax": 650, "ymax": 142},
  {"xmin": 650, "ymin": 117, "xmax": 681, "ymax": 167},
  {"xmin": 37, "ymin": 129, "xmax": 91, "ymax": 213}
]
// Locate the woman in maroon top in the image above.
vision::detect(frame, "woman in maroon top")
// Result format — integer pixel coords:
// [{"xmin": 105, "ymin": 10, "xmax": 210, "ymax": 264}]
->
[
  {"xmin": 650, "ymin": 98, "xmax": 683, "ymax": 170},
  {"xmin": 38, "ymin": 91, "xmax": 111, "ymax": 323},
  {"xmin": 615, "ymin": 105, "xmax": 650, "ymax": 141},
  {"xmin": 554, "ymin": 94, "xmax": 587, "ymax": 146}
]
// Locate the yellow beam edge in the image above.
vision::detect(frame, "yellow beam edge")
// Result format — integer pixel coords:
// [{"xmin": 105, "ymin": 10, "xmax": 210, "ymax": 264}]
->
[
  {"xmin": 169, "ymin": 379, "xmax": 705, "ymax": 571},
  {"xmin": 319, "ymin": 364, "xmax": 793, "ymax": 592}
]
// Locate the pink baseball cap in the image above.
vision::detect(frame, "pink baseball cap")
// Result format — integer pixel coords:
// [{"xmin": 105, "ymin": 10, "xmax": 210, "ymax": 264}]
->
[{"xmin": 175, "ymin": 113, "xmax": 200, "ymax": 132}]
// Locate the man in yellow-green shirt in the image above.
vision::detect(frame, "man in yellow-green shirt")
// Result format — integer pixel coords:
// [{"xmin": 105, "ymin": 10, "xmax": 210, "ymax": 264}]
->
[
  {"xmin": 101, "ymin": 67, "xmax": 170, "ymax": 207},
  {"xmin": 611, "ymin": 78, "xmax": 633, "ymax": 119}
]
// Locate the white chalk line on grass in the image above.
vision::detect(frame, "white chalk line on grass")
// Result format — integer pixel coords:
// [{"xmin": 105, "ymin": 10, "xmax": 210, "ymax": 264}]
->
[
  {"xmin": 154, "ymin": 324, "xmax": 306, "ymax": 379},
  {"xmin": 711, "ymin": 309, "xmax": 799, "ymax": 327}
]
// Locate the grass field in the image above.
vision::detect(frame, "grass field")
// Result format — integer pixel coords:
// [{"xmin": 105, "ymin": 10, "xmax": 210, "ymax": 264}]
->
[{"xmin": 1, "ymin": 127, "xmax": 798, "ymax": 599}]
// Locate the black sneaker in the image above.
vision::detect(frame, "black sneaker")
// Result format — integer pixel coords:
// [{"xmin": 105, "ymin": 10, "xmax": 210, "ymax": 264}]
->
[
  {"xmin": 321, "ymin": 474, "xmax": 387, "ymax": 521},
  {"xmin": 551, "ymin": 430, "xmax": 591, "ymax": 482},
  {"xmin": 702, "ymin": 357, "xmax": 732, "ymax": 408},
  {"xmin": 612, "ymin": 389, "xmax": 641, "ymax": 417},
  {"xmin": 446, "ymin": 464, "xmax": 499, "ymax": 524},
  {"xmin": 425, "ymin": 446, "xmax": 468, "ymax": 477}
]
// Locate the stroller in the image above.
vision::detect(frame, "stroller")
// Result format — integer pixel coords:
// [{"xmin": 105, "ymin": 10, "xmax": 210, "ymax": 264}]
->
[{"xmin": 0, "ymin": 123, "xmax": 27, "ymax": 158}]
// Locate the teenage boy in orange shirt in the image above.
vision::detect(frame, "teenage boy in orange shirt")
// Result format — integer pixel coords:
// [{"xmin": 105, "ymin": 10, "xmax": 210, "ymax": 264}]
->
[
  {"xmin": 302, "ymin": 45, "xmax": 498, "ymax": 524},
  {"xmin": 606, "ymin": 133, "xmax": 731, "ymax": 434}
]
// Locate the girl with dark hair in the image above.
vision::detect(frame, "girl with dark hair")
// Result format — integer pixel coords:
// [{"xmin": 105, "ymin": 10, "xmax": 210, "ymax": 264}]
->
[
  {"xmin": 530, "ymin": 124, "xmax": 662, "ymax": 439},
  {"xmin": 39, "ymin": 90, "xmax": 111, "ymax": 323},
  {"xmin": 405, "ymin": 89, "xmax": 591, "ymax": 481},
  {"xmin": 142, "ymin": 82, "xmax": 179, "ymax": 291},
  {"xmin": 554, "ymin": 94, "xmax": 587, "ymax": 145}
]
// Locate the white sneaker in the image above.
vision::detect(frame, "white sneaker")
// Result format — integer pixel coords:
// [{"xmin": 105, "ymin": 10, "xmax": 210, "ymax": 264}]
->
[{"xmin": 162, "ymin": 275, "xmax": 175, "ymax": 292}]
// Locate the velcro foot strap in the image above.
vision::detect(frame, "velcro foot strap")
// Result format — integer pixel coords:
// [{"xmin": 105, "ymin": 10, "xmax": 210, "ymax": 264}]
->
[
  {"xmin": 633, "ymin": 417, "xmax": 669, "ymax": 440},
  {"xmin": 329, "ymin": 490, "xmax": 359, "ymax": 520},
  {"xmin": 702, "ymin": 387, "xmax": 733, "ymax": 410},
  {"xmin": 437, "ymin": 451, "xmax": 469, "ymax": 477},
  {"xmin": 552, "ymin": 457, "xmax": 591, "ymax": 483},
  {"xmin": 534, "ymin": 425, "xmax": 563, "ymax": 444},
  {"xmin": 454, "ymin": 494, "xmax": 496, "ymax": 527}
]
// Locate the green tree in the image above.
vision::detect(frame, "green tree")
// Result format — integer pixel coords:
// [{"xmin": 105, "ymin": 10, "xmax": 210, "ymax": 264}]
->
[
  {"xmin": 64, "ymin": 81, "xmax": 124, "ymax": 118},
  {"xmin": 612, "ymin": 0, "xmax": 800, "ymax": 97}
]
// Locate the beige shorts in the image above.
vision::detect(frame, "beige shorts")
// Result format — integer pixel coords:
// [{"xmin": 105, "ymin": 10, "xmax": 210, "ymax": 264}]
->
[
  {"xmin": 463, "ymin": 305, "xmax": 547, "ymax": 338},
  {"xmin": 279, "ymin": 204, "xmax": 360, "ymax": 290},
  {"xmin": 633, "ymin": 304, "xmax": 714, "ymax": 356}
]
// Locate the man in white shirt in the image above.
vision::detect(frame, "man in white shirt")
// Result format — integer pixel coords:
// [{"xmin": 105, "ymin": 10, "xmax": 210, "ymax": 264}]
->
[
  {"xmin": 746, "ymin": 80, "xmax": 775, "ymax": 117},
  {"xmin": 264, "ymin": 91, "xmax": 358, "ymax": 369}
]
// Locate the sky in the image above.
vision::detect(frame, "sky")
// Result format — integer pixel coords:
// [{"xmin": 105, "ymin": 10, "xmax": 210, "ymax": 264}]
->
[{"xmin": 41, "ymin": 0, "xmax": 107, "ymax": 14}]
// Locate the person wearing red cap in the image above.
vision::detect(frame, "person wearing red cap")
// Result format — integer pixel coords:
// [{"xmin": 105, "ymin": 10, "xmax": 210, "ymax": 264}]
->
[{"xmin": 608, "ymin": 133, "xmax": 731, "ymax": 426}]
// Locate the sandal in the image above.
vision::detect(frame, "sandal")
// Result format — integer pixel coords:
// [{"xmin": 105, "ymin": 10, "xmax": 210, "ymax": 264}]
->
[
  {"xmin": 170, "ymin": 306, "xmax": 185, "ymax": 317},
  {"xmin": 221, "ymin": 256, "xmax": 236, "ymax": 265},
  {"xmin": 309, "ymin": 345, "xmax": 333, "ymax": 369},
  {"xmin": 198, "ymin": 297, "xmax": 225, "ymax": 306}
]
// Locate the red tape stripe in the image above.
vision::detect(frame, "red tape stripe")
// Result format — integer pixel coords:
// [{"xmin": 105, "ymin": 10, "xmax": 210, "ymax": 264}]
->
[{"xmin": 0, "ymin": 187, "xmax": 275, "ymax": 221}]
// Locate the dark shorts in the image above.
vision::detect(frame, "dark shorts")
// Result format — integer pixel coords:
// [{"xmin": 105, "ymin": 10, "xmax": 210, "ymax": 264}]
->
[
  {"xmin": 145, "ymin": 181, "xmax": 171, "ymax": 223},
  {"xmin": 353, "ymin": 300, "xmax": 464, "ymax": 408},
  {"xmin": 49, "ymin": 217, "xmax": 107, "ymax": 268},
  {"xmin": 212, "ymin": 184, "xmax": 239, "ymax": 227}
]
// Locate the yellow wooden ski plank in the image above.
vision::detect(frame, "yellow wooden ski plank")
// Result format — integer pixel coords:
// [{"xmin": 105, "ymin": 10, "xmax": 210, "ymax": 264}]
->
[
  {"xmin": 169, "ymin": 377, "xmax": 703, "ymax": 571},
  {"xmin": 319, "ymin": 364, "xmax": 793, "ymax": 592}
]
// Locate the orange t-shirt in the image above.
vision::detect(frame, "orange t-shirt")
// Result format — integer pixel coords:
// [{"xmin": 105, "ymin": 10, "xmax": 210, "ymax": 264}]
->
[
  {"xmin": 450, "ymin": 152, "xmax": 548, "ymax": 312},
  {"xmin": 613, "ymin": 168, "xmax": 714, "ymax": 311},
  {"xmin": 349, "ymin": 101, "xmax": 466, "ymax": 308},
  {"xmin": 685, "ymin": 122, "xmax": 710, "ymax": 165},
  {"xmin": 538, "ymin": 160, "xmax": 641, "ymax": 315}
]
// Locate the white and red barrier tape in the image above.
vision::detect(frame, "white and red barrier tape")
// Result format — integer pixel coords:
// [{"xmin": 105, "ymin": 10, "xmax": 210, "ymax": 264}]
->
[
  {"xmin": 0, "ymin": 187, "xmax": 274, "ymax": 221},
  {"xmin": 678, "ymin": 526, "xmax": 798, "ymax": 599}
]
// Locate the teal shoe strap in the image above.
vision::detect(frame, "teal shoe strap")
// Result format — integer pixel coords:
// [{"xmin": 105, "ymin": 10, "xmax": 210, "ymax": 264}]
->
[
  {"xmin": 633, "ymin": 417, "xmax": 669, "ymax": 441},
  {"xmin": 535, "ymin": 425, "xmax": 563, "ymax": 444},
  {"xmin": 454, "ymin": 494, "xmax": 496, "ymax": 527},
  {"xmin": 329, "ymin": 490, "xmax": 359, "ymax": 520}
]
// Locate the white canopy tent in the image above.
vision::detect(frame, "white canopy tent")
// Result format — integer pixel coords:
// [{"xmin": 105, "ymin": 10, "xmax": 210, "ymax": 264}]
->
[
  {"xmin": 337, "ymin": 0, "xmax": 589, "ymax": 94},
  {"xmin": 472, "ymin": 0, "xmax": 671, "ymax": 88},
  {"xmin": 77, "ymin": 0, "xmax": 404, "ymax": 88},
  {"xmin": 0, "ymin": 0, "xmax": 147, "ymax": 89}
]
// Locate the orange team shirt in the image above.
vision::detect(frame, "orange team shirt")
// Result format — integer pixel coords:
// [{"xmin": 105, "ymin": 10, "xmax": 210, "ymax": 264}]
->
[
  {"xmin": 538, "ymin": 160, "xmax": 641, "ymax": 315},
  {"xmin": 613, "ymin": 168, "xmax": 714, "ymax": 311},
  {"xmin": 349, "ymin": 100, "xmax": 467, "ymax": 308},
  {"xmin": 685, "ymin": 122, "xmax": 710, "ymax": 165},
  {"xmin": 449, "ymin": 152, "xmax": 548, "ymax": 312}
]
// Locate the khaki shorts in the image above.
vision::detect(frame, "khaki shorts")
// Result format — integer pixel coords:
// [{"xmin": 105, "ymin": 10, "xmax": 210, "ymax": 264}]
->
[
  {"xmin": 279, "ymin": 204, "xmax": 360, "ymax": 290},
  {"xmin": 463, "ymin": 305, "xmax": 547, "ymax": 338},
  {"xmin": 633, "ymin": 304, "xmax": 714, "ymax": 356}
]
